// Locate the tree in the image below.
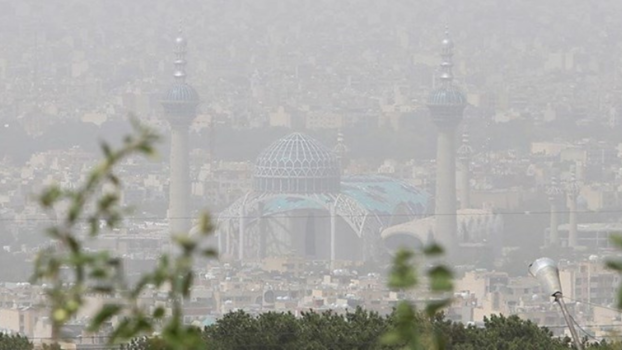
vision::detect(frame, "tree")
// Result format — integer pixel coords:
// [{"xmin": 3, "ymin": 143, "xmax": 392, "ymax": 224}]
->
[
  {"xmin": 455, "ymin": 314, "xmax": 570, "ymax": 350},
  {"xmin": 0, "ymin": 333, "xmax": 32, "ymax": 350}
]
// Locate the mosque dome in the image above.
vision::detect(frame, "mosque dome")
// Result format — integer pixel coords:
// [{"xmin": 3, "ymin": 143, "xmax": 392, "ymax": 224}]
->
[
  {"xmin": 427, "ymin": 85, "xmax": 466, "ymax": 107},
  {"xmin": 161, "ymin": 83, "xmax": 199, "ymax": 118},
  {"xmin": 162, "ymin": 82, "xmax": 199, "ymax": 103},
  {"xmin": 253, "ymin": 133, "xmax": 341, "ymax": 193}
]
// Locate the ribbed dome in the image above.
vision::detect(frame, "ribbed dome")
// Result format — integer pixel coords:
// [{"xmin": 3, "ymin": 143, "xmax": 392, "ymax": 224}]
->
[
  {"xmin": 427, "ymin": 86, "xmax": 467, "ymax": 127},
  {"xmin": 161, "ymin": 83, "xmax": 199, "ymax": 119},
  {"xmin": 254, "ymin": 133, "xmax": 341, "ymax": 193},
  {"xmin": 427, "ymin": 86, "xmax": 466, "ymax": 106},
  {"xmin": 162, "ymin": 82, "xmax": 199, "ymax": 102}
]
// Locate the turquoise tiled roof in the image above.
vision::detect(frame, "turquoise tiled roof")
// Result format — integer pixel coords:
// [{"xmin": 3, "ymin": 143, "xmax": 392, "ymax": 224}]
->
[{"xmin": 259, "ymin": 175, "xmax": 429, "ymax": 227}]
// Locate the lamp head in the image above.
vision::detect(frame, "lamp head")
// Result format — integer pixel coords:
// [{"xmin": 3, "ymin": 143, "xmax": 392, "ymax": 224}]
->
[{"xmin": 529, "ymin": 257, "xmax": 562, "ymax": 297}]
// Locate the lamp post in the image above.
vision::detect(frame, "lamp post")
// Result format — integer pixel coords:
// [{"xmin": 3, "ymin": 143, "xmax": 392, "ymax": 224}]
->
[{"xmin": 529, "ymin": 258, "xmax": 583, "ymax": 349}]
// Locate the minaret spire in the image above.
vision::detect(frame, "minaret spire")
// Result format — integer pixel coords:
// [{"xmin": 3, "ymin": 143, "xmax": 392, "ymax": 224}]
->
[
  {"xmin": 173, "ymin": 27, "xmax": 188, "ymax": 83},
  {"xmin": 439, "ymin": 27, "xmax": 455, "ymax": 88}
]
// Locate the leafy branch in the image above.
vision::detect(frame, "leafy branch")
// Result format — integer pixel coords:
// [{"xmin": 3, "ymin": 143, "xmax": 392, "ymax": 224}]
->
[
  {"xmin": 382, "ymin": 244, "xmax": 454, "ymax": 350},
  {"xmin": 32, "ymin": 119, "xmax": 215, "ymax": 350}
]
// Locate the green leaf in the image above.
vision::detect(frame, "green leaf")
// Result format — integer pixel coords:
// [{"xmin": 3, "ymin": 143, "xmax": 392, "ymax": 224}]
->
[
  {"xmin": 428, "ymin": 265, "xmax": 453, "ymax": 292},
  {"xmin": 174, "ymin": 234, "xmax": 197, "ymax": 254},
  {"xmin": 202, "ymin": 248, "xmax": 218, "ymax": 258},
  {"xmin": 425, "ymin": 299, "xmax": 451, "ymax": 317},
  {"xmin": 606, "ymin": 260, "xmax": 622, "ymax": 272},
  {"xmin": 153, "ymin": 306, "xmax": 166, "ymax": 319},
  {"xmin": 180, "ymin": 272, "xmax": 194, "ymax": 296},
  {"xmin": 89, "ymin": 304, "xmax": 122, "ymax": 331},
  {"xmin": 67, "ymin": 202, "xmax": 81, "ymax": 224},
  {"xmin": 101, "ymin": 141, "xmax": 112, "ymax": 159},
  {"xmin": 40, "ymin": 186, "xmax": 62, "ymax": 208},
  {"xmin": 387, "ymin": 249, "xmax": 418, "ymax": 289},
  {"xmin": 98, "ymin": 193, "xmax": 119, "ymax": 211},
  {"xmin": 198, "ymin": 212, "xmax": 214, "ymax": 235},
  {"xmin": 423, "ymin": 243, "xmax": 444, "ymax": 257},
  {"xmin": 611, "ymin": 234, "xmax": 622, "ymax": 249},
  {"xmin": 88, "ymin": 216, "xmax": 100, "ymax": 236}
]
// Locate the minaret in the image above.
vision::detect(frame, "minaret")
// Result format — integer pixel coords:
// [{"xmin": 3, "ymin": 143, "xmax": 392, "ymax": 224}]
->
[
  {"xmin": 457, "ymin": 129, "xmax": 473, "ymax": 210},
  {"xmin": 565, "ymin": 170, "xmax": 581, "ymax": 248},
  {"xmin": 546, "ymin": 176, "xmax": 564, "ymax": 246},
  {"xmin": 160, "ymin": 30, "xmax": 199, "ymax": 234},
  {"xmin": 427, "ymin": 29, "xmax": 466, "ymax": 258},
  {"xmin": 332, "ymin": 130, "xmax": 349, "ymax": 174}
]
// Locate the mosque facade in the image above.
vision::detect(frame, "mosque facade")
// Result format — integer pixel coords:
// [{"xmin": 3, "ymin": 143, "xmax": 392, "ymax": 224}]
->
[{"xmin": 217, "ymin": 133, "xmax": 430, "ymax": 262}]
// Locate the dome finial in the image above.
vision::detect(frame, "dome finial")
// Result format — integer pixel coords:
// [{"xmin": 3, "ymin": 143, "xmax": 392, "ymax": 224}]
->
[
  {"xmin": 439, "ymin": 26, "xmax": 454, "ymax": 88},
  {"xmin": 173, "ymin": 26, "xmax": 188, "ymax": 83}
]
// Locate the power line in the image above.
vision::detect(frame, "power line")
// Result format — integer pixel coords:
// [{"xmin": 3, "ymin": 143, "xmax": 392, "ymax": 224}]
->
[
  {"xmin": 3, "ymin": 208, "xmax": 622, "ymax": 224},
  {"xmin": 570, "ymin": 313, "xmax": 600, "ymax": 342},
  {"xmin": 567, "ymin": 297, "xmax": 622, "ymax": 314}
]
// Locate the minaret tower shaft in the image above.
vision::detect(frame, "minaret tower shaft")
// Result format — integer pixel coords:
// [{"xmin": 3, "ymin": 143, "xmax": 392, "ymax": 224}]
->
[
  {"xmin": 457, "ymin": 129, "xmax": 473, "ymax": 210},
  {"xmin": 547, "ymin": 176, "xmax": 564, "ymax": 246},
  {"xmin": 427, "ymin": 30, "xmax": 467, "ymax": 258},
  {"xmin": 332, "ymin": 130, "xmax": 349, "ymax": 174},
  {"xmin": 565, "ymin": 170, "xmax": 581, "ymax": 248},
  {"xmin": 161, "ymin": 30, "xmax": 199, "ymax": 234}
]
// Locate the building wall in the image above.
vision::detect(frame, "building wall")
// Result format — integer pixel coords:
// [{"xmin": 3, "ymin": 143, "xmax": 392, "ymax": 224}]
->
[{"xmin": 0, "ymin": 308, "xmax": 20, "ymax": 333}]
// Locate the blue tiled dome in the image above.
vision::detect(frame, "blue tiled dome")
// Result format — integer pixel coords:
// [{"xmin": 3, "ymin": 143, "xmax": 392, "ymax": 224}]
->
[
  {"xmin": 161, "ymin": 83, "xmax": 199, "ymax": 119},
  {"xmin": 162, "ymin": 82, "xmax": 199, "ymax": 102},
  {"xmin": 254, "ymin": 133, "xmax": 341, "ymax": 193},
  {"xmin": 427, "ymin": 86, "xmax": 466, "ymax": 106}
]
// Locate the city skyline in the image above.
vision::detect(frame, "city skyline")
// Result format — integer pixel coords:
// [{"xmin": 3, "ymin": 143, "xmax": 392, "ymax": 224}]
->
[{"xmin": 2, "ymin": 0, "xmax": 622, "ymax": 346}]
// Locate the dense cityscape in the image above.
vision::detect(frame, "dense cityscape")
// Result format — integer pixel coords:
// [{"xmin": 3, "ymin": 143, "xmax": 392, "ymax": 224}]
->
[{"xmin": 2, "ymin": 0, "xmax": 622, "ymax": 348}]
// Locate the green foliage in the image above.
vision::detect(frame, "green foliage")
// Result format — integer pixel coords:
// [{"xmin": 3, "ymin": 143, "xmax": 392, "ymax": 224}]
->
[
  {"xmin": 118, "ymin": 309, "xmax": 622, "ymax": 350},
  {"xmin": 124, "ymin": 308, "xmax": 396, "ymax": 349},
  {"xmin": 31, "ymin": 119, "xmax": 217, "ymax": 349},
  {"xmin": 382, "ymin": 244, "xmax": 454, "ymax": 350},
  {"xmin": 0, "ymin": 333, "xmax": 33, "ymax": 350},
  {"xmin": 453, "ymin": 314, "xmax": 570, "ymax": 350}
]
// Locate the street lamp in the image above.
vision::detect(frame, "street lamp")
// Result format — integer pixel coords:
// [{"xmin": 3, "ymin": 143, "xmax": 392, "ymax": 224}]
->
[{"xmin": 529, "ymin": 257, "xmax": 583, "ymax": 350}]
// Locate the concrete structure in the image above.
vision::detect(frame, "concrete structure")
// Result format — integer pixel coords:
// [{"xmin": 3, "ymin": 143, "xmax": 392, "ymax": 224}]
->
[
  {"xmin": 160, "ymin": 30, "xmax": 200, "ymax": 234},
  {"xmin": 426, "ymin": 30, "xmax": 466, "ymax": 257}
]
